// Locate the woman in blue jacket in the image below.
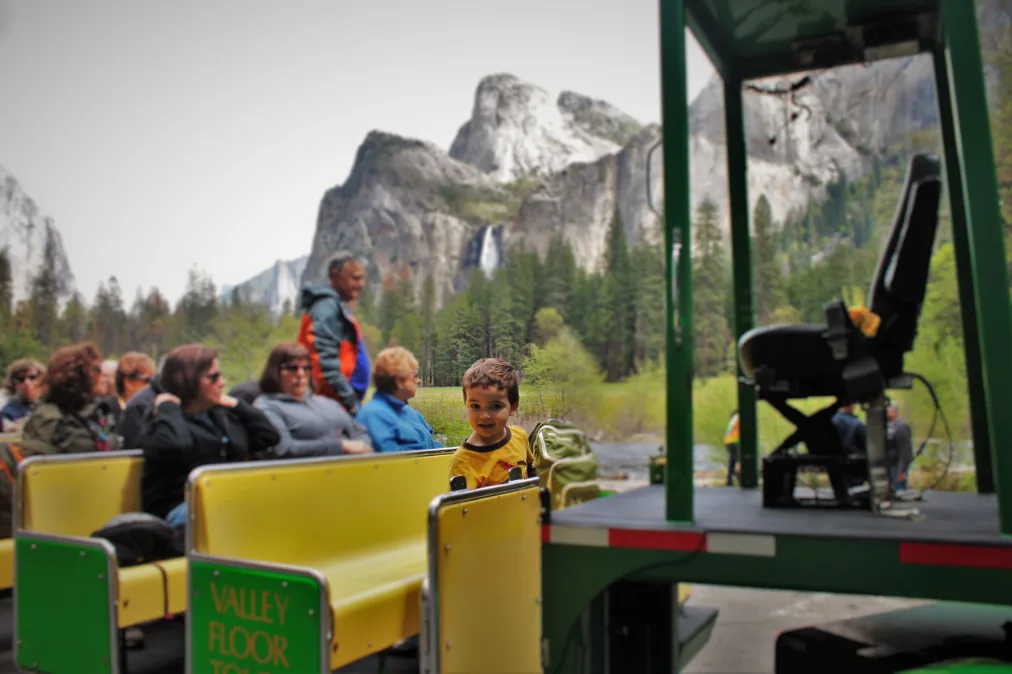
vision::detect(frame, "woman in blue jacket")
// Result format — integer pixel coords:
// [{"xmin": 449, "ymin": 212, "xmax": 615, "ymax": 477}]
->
[{"xmin": 356, "ymin": 346, "xmax": 443, "ymax": 453}]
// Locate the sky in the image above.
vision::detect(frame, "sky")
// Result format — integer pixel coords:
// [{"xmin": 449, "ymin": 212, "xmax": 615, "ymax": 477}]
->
[{"xmin": 0, "ymin": 0, "xmax": 714, "ymax": 305}]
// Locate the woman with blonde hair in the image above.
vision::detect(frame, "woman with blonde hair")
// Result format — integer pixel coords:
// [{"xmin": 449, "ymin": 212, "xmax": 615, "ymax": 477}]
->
[{"xmin": 356, "ymin": 346, "xmax": 442, "ymax": 453}]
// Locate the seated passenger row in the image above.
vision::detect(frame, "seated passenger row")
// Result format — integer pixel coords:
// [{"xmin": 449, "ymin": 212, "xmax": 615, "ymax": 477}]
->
[{"xmin": 0, "ymin": 339, "xmax": 449, "ymax": 527}]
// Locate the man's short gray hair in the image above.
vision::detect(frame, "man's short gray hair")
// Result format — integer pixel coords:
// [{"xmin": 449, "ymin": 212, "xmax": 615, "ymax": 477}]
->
[{"xmin": 326, "ymin": 250, "xmax": 366, "ymax": 276}]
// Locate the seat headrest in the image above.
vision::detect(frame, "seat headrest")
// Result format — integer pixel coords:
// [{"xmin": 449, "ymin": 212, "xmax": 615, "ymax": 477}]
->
[{"xmin": 868, "ymin": 152, "xmax": 943, "ymax": 351}]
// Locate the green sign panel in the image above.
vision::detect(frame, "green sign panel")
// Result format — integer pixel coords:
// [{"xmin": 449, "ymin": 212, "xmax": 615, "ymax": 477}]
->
[
  {"xmin": 189, "ymin": 558, "xmax": 323, "ymax": 674},
  {"xmin": 16, "ymin": 536, "xmax": 114, "ymax": 673}
]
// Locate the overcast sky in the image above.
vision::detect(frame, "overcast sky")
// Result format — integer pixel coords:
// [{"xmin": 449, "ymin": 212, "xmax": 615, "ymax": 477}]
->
[{"xmin": 0, "ymin": 0, "xmax": 714, "ymax": 304}]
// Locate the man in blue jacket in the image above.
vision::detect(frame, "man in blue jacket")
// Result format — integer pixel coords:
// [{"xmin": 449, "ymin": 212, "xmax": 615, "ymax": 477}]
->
[{"xmin": 298, "ymin": 251, "xmax": 370, "ymax": 415}]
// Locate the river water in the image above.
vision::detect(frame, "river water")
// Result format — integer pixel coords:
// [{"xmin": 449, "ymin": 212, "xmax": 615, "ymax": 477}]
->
[
  {"xmin": 589, "ymin": 440, "xmax": 975, "ymax": 482},
  {"xmin": 590, "ymin": 441, "xmax": 723, "ymax": 480}
]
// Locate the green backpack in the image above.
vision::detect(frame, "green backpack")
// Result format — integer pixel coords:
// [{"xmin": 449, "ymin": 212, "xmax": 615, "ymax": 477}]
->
[{"xmin": 529, "ymin": 419, "xmax": 600, "ymax": 510}]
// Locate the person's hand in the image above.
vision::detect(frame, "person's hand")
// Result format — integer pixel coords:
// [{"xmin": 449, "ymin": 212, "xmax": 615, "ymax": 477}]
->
[
  {"xmin": 154, "ymin": 393, "xmax": 181, "ymax": 409},
  {"xmin": 217, "ymin": 395, "xmax": 239, "ymax": 409},
  {"xmin": 341, "ymin": 439, "xmax": 372, "ymax": 455}
]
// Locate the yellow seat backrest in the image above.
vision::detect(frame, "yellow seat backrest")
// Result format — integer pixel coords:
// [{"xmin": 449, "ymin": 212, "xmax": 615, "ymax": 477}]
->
[
  {"xmin": 429, "ymin": 480, "xmax": 542, "ymax": 674},
  {"xmin": 190, "ymin": 449, "xmax": 455, "ymax": 567},
  {"xmin": 19, "ymin": 452, "xmax": 144, "ymax": 536}
]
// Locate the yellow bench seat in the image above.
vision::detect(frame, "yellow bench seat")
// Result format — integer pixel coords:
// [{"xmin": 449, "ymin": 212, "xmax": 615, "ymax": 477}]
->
[
  {"xmin": 117, "ymin": 556, "xmax": 189, "ymax": 627},
  {"xmin": 118, "ymin": 563, "xmax": 168, "ymax": 627},
  {"xmin": 186, "ymin": 450, "xmax": 457, "ymax": 672},
  {"xmin": 315, "ymin": 541, "xmax": 427, "ymax": 667},
  {"xmin": 0, "ymin": 538, "xmax": 12, "ymax": 589},
  {"xmin": 158, "ymin": 556, "xmax": 188, "ymax": 616}
]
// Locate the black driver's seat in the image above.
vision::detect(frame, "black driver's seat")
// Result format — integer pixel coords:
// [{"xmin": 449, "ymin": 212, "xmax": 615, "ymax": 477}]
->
[
  {"xmin": 739, "ymin": 152, "xmax": 942, "ymax": 402},
  {"xmin": 737, "ymin": 153, "xmax": 942, "ymax": 507}
]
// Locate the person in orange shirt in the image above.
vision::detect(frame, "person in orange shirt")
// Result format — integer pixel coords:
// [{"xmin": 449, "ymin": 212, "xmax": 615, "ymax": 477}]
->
[
  {"xmin": 724, "ymin": 409, "xmax": 740, "ymax": 486},
  {"xmin": 297, "ymin": 251, "xmax": 370, "ymax": 415},
  {"xmin": 448, "ymin": 358, "xmax": 536, "ymax": 489}
]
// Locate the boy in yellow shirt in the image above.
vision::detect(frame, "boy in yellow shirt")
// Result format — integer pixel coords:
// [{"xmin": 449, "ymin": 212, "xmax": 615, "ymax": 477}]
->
[{"xmin": 448, "ymin": 358, "xmax": 536, "ymax": 489}]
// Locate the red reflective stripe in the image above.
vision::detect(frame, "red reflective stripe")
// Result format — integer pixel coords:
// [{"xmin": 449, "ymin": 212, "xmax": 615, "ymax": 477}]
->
[
  {"xmin": 541, "ymin": 525, "xmax": 551, "ymax": 543},
  {"xmin": 899, "ymin": 542, "xmax": 1012, "ymax": 570},
  {"xmin": 608, "ymin": 529, "xmax": 706, "ymax": 552}
]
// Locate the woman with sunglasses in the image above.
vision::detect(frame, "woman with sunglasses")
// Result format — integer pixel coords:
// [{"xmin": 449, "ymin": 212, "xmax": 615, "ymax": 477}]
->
[
  {"xmin": 1, "ymin": 358, "xmax": 45, "ymax": 430},
  {"xmin": 139, "ymin": 343, "xmax": 280, "ymax": 531},
  {"xmin": 254, "ymin": 342, "xmax": 373, "ymax": 458}
]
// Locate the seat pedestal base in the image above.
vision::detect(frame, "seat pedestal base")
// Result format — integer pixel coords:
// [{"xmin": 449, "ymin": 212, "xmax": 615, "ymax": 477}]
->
[{"xmin": 762, "ymin": 453, "xmax": 871, "ymax": 510}]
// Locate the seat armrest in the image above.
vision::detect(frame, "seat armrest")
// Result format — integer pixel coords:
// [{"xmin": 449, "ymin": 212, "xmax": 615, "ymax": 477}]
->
[{"xmin": 822, "ymin": 300, "xmax": 851, "ymax": 360}]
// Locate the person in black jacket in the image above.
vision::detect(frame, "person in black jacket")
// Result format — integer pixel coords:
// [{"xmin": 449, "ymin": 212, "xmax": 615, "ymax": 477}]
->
[
  {"xmin": 139, "ymin": 344, "xmax": 280, "ymax": 529},
  {"xmin": 118, "ymin": 356, "xmax": 167, "ymax": 448}
]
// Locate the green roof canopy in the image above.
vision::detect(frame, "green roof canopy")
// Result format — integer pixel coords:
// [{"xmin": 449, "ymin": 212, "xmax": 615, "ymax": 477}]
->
[{"xmin": 685, "ymin": 0, "xmax": 941, "ymax": 80}]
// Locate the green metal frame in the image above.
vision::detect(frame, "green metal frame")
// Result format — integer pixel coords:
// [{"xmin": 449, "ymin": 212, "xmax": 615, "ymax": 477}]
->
[
  {"xmin": 544, "ymin": 1, "xmax": 1012, "ymax": 670},
  {"xmin": 663, "ymin": 0, "xmax": 1012, "ymax": 532}
]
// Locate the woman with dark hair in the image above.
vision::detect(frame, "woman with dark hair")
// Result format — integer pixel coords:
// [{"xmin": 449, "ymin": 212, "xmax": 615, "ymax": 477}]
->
[
  {"xmin": 254, "ymin": 342, "xmax": 372, "ymax": 458},
  {"xmin": 19, "ymin": 342, "xmax": 121, "ymax": 456},
  {"xmin": 139, "ymin": 344, "xmax": 280, "ymax": 530}
]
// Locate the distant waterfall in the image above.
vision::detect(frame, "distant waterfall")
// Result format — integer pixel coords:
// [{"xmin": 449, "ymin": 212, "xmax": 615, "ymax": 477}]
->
[{"xmin": 478, "ymin": 224, "xmax": 501, "ymax": 277}]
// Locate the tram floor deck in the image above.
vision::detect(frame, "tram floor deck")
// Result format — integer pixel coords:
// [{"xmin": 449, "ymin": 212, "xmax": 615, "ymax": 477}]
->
[{"xmin": 552, "ymin": 485, "xmax": 1008, "ymax": 546}]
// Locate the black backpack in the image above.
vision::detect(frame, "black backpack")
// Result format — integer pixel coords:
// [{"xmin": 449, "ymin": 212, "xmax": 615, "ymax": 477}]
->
[{"xmin": 91, "ymin": 512, "xmax": 184, "ymax": 567}]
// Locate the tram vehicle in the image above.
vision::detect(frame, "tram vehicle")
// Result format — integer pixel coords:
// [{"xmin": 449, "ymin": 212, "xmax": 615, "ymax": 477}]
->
[{"xmin": 7, "ymin": 0, "xmax": 1011, "ymax": 672}]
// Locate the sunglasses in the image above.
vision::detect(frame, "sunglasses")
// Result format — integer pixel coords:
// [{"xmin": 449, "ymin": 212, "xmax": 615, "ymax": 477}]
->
[
  {"xmin": 281, "ymin": 364, "xmax": 311, "ymax": 374},
  {"xmin": 205, "ymin": 371, "xmax": 223, "ymax": 383},
  {"xmin": 126, "ymin": 373, "xmax": 152, "ymax": 383},
  {"xmin": 14, "ymin": 372, "xmax": 40, "ymax": 384}
]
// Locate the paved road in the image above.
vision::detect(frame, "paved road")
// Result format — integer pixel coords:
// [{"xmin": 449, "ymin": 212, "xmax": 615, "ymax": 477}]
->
[
  {"xmin": 686, "ymin": 585, "xmax": 925, "ymax": 673},
  {"xmin": 0, "ymin": 587, "xmax": 924, "ymax": 673}
]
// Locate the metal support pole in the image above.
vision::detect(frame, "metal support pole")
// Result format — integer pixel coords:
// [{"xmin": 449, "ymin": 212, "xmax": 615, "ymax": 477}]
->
[
  {"xmin": 659, "ymin": 0, "xmax": 694, "ymax": 523},
  {"xmin": 723, "ymin": 78, "xmax": 758, "ymax": 489},
  {"xmin": 940, "ymin": 0, "xmax": 1012, "ymax": 533},
  {"xmin": 932, "ymin": 46, "xmax": 994, "ymax": 494}
]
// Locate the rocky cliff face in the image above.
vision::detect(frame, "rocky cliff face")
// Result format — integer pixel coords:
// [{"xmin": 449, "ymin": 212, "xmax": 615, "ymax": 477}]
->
[
  {"xmin": 448, "ymin": 74, "xmax": 622, "ymax": 183},
  {"xmin": 285, "ymin": 60, "xmax": 936, "ymax": 309},
  {"xmin": 220, "ymin": 255, "xmax": 308, "ymax": 315},
  {"xmin": 303, "ymin": 131, "xmax": 509, "ymax": 308},
  {"xmin": 0, "ymin": 165, "xmax": 76, "ymax": 305},
  {"xmin": 685, "ymin": 54, "xmax": 937, "ymax": 228}
]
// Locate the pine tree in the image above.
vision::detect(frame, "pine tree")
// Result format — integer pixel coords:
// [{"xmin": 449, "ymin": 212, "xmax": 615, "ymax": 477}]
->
[
  {"xmin": 752, "ymin": 194, "xmax": 784, "ymax": 326},
  {"xmin": 603, "ymin": 209, "xmax": 637, "ymax": 377},
  {"xmin": 59, "ymin": 292, "xmax": 89, "ymax": 344},
  {"xmin": 137, "ymin": 286, "xmax": 172, "ymax": 357},
  {"xmin": 28, "ymin": 234, "xmax": 62, "ymax": 348},
  {"xmin": 88, "ymin": 276, "xmax": 128, "ymax": 356},
  {"xmin": 692, "ymin": 198, "xmax": 731, "ymax": 378},
  {"xmin": 0, "ymin": 247, "xmax": 12, "ymax": 321},
  {"xmin": 418, "ymin": 274, "xmax": 437, "ymax": 384},
  {"xmin": 630, "ymin": 240, "xmax": 666, "ymax": 365}
]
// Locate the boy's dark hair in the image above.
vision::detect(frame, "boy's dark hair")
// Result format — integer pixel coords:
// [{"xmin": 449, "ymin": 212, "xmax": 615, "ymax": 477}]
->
[{"xmin": 462, "ymin": 358, "xmax": 520, "ymax": 407}]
